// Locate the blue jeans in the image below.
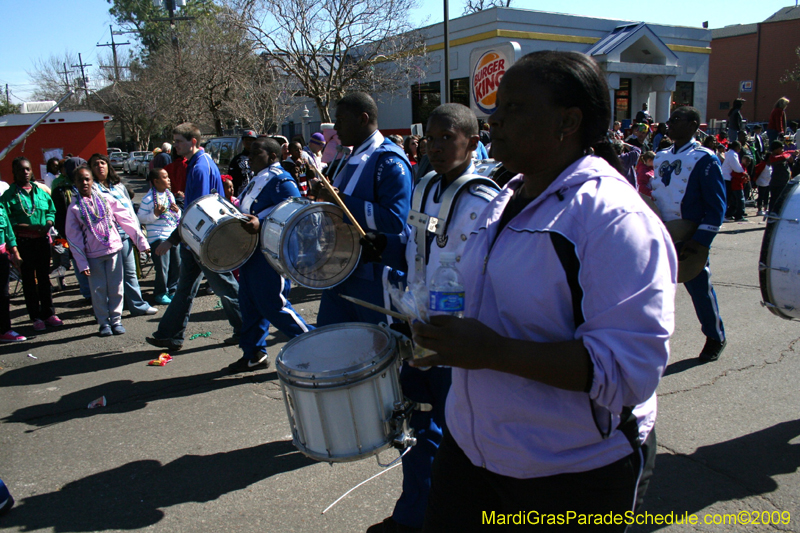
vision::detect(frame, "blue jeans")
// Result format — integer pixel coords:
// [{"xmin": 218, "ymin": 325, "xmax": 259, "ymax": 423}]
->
[
  {"xmin": 150, "ymin": 238, "xmax": 180, "ymax": 297},
  {"xmin": 119, "ymin": 238, "xmax": 151, "ymax": 315},
  {"xmin": 154, "ymin": 244, "xmax": 241, "ymax": 344}
]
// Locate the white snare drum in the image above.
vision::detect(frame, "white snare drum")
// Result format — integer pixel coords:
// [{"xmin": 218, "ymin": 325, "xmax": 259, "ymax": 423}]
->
[
  {"xmin": 276, "ymin": 323, "xmax": 413, "ymax": 462},
  {"xmin": 760, "ymin": 179, "xmax": 800, "ymax": 319},
  {"xmin": 180, "ymin": 193, "xmax": 257, "ymax": 272},
  {"xmin": 260, "ymin": 197, "xmax": 361, "ymax": 289}
]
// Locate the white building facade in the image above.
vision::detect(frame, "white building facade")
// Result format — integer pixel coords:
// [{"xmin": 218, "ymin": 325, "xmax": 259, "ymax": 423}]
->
[{"xmin": 283, "ymin": 7, "xmax": 711, "ymax": 137}]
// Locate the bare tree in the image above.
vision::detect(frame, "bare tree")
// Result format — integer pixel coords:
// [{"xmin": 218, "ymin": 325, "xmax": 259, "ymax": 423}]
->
[
  {"xmin": 222, "ymin": 56, "xmax": 302, "ymax": 133},
  {"xmin": 26, "ymin": 52, "xmax": 81, "ymax": 108},
  {"xmin": 463, "ymin": 0, "xmax": 513, "ymax": 16},
  {"xmin": 227, "ymin": 0, "xmax": 429, "ymax": 122}
]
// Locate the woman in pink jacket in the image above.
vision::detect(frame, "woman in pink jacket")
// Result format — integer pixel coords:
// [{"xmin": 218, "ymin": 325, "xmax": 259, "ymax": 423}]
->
[{"xmin": 65, "ymin": 165, "xmax": 150, "ymax": 336}]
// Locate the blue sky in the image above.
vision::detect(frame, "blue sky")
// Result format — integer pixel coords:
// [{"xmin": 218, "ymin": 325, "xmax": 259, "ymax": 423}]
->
[{"xmin": 0, "ymin": 0, "xmax": 794, "ymax": 102}]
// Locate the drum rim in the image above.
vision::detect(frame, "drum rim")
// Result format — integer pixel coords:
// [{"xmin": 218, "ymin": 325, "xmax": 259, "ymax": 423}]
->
[
  {"xmin": 260, "ymin": 198, "xmax": 362, "ymax": 289},
  {"xmin": 292, "ymin": 436, "xmax": 394, "ymax": 463},
  {"xmin": 759, "ymin": 178, "xmax": 800, "ymax": 320},
  {"xmin": 276, "ymin": 323, "xmax": 396, "ymax": 387}
]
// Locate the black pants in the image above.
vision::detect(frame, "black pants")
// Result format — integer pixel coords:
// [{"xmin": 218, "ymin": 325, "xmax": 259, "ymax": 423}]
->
[
  {"xmin": 17, "ymin": 237, "xmax": 54, "ymax": 321},
  {"xmin": 0, "ymin": 254, "xmax": 10, "ymax": 333},
  {"xmin": 423, "ymin": 430, "xmax": 656, "ymax": 532}
]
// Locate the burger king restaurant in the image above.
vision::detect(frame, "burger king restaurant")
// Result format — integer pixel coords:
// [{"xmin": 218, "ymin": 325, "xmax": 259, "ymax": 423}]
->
[{"xmin": 377, "ymin": 6, "xmax": 712, "ymax": 133}]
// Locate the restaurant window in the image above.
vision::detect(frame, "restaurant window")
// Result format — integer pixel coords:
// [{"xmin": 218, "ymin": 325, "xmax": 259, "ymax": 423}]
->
[
  {"xmin": 614, "ymin": 78, "xmax": 632, "ymax": 121},
  {"xmin": 411, "ymin": 81, "xmax": 441, "ymax": 129},
  {"xmin": 450, "ymin": 78, "xmax": 470, "ymax": 107},
  {"xmin": 672, "ymin": 82, "xmax": 694, "ymax": 112}
]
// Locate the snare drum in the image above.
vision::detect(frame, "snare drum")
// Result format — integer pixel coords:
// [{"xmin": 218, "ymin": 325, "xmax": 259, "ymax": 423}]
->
[
  {"xmin": 276, "ymin": 323, "xmax": 409, "ymax": 462},
  {"xmin": 180, "ymin": 193, "xmax": 257, "ymax": 272},
  {"xmin": 759, "ymin": 179, "xmax": 800, "ymax": 319},
  {"xmin": 260, "ymin": 197, "xmax": 361, "ymax": 289}
]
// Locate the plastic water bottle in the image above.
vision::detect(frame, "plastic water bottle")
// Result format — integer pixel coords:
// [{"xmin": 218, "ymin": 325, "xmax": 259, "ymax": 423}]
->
[{"xmin": 429, "ymin": 252, "xmax": 465, "ymax": 318}]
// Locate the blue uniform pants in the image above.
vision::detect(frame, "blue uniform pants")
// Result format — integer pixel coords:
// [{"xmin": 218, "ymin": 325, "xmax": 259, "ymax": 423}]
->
[
  {"xmin": 684, "ymin": 260, "xmax": 725, "ymax": 342},
  {"xmin": 317, "ymin": 266, "xmax": 393, "ymax": 326},
  {"xmin": 393, "ymin": 364, "xmax": 450, "ymax": 529},
  {"xmin": 238, "ymin": 251, "xmax": 311, "ymax": 360}
]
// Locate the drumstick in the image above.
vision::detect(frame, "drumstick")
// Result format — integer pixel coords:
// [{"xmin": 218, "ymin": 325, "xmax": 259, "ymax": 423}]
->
[
  {"xmin": 316, "ymin": 165, "xmax": 367, "ymax": 239},
  {"xmin": 339, "ymin": 294, "xmax": 410, "ymax": 321}
]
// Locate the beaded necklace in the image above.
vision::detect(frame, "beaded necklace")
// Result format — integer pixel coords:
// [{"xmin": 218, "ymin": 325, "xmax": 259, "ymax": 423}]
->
[
  {"xmin": 153, "ymin": 188, "xmax": 179, "ymax": 224},
  {"xmin": 77, "ymin": 188, "xmax": 113, "ymax": 246},
  {"xmin": 15, "ymin": 184, "xmax": 36, "ymax": 217}
]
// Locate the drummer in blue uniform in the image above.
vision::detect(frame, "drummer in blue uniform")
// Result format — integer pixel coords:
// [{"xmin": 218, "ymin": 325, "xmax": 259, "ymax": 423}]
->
[
  {"xmin": 365, "ymin": 104, "xmax": 499, "ymax": 533},
  {"xmin": 652, "ymin": 106, "xmax": 727, "ymax": 362},
  {"xmin": 315, "ymin": 92, "xmax": 412, "ymax": 325},
  {"xmin": 230, "ymin": 138, "xmax": 313, "ymax": 373}
]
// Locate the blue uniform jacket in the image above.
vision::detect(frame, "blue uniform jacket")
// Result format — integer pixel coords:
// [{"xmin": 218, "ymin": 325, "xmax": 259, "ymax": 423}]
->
[
  {"xmin": 334, "ymin": 135, "xmax": 412, "ymax": 281},
  {"xmin": 184, "ymin": 148, "xmax": 224, "ymax": 207},
  {"xmin": 336, "ymin": 136, "xmax": 412, "ymax": 236},
  {"xmin": 652, "ymin": 141, "xmax": 726, "ymax": 248},
  {"xmin": 239, "ymin": 162, "xmax": 300, "ymax": 219}
]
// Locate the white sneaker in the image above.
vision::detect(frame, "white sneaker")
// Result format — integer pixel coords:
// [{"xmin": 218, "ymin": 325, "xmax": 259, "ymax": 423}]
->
[
  {"xmin": 144, "ymin": 307, "xmax": 158, "ymax": 315},
  {"xmin": 757, "ymin": 210, "xmax": 764, "ymax": 216}
]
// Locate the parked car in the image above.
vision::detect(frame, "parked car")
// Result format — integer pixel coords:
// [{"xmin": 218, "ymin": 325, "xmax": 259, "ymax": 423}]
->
[
  {"xmin": 203, "ymin": 136, "xmax": 243, "ymax": 173},
  {"xmin": 109, "ymin": 152, "xmax": 128, "ymax": 171},
  {"xmin": 123, "ymin": 151, "xmax": 149, "ymax": 174},
  {"xmin": 137, "ymin": 153, "xmax": 154, "ymax": 177},
  {"xmin": 107, "ymin": 147, "xmax": 122, "ymax": 154}
]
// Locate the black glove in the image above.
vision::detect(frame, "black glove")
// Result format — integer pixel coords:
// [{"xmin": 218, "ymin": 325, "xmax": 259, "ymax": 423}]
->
[{"xmin": 359, "ymin": 233, "xmax": 387, "ymax": 264}]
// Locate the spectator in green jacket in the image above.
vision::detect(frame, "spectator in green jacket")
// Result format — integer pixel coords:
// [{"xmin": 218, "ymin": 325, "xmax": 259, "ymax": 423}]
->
[
  {"xmin": 0, "ymin": 200, "xmax": 25, "ymax": 342},
  {"xmin": 0, "ymin": 157, "xmax": 63, "ymax": 331}
]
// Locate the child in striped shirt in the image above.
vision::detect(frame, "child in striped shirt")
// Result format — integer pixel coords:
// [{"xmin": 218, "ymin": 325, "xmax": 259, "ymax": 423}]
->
[{"xmin": 138, "ymin": 169, "xmax": 181, "ymax": 305}]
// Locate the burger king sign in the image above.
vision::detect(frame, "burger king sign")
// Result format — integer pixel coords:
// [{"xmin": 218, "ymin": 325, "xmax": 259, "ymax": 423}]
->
[{"xmin": 469, "ymin": 42, "xmax": 521, "ymax": 118}]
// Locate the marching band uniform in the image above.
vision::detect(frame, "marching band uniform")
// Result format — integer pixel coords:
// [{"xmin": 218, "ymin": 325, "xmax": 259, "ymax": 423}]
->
[
  {"xmin": 236, "ymin": 162, "xmax": 312, "ymax": 366},
  {"xmin": 381, "ymin": 164, "xmax": 498, "ymax": 530},
  {"xmin": 652, "ymin": 140, "xmax": 727, "ymax": 346},
  {"xmin": 316, "ymin": 131, "xmax": 412, "ymax": 325}
]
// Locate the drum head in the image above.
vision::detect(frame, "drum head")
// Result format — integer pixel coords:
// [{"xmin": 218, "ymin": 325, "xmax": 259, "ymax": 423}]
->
[
  {"xmin": 277, "ymin": 323, "xmax": 394, "ymax": 386},
  {"xmin": 182, "ymin": 193, "xmax": 258, "ymax": 273},
  {"xmin": 759, "ymin": 179, "xmax": 800, "ymax": 319},
  {"xmin": 199, "ymin": 217, "xmax": 258, "ymax": 272},
  {"xmin": 274, "ymin": 201, "xmax": 361, "ymax": 289}
]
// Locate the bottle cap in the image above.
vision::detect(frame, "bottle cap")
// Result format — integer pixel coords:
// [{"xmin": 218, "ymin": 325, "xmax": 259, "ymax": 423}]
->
[{"xmin": 440, "ymin": 252, "xmax": 456, "ymax": 263}]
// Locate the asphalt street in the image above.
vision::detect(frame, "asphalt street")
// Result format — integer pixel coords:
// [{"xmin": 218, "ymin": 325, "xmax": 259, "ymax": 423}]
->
[{"xmin": 1, "ymin": 194, "xmax": 799, "ymax": 532}]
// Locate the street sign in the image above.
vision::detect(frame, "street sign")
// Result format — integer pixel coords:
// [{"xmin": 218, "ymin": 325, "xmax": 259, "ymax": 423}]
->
[{"xmin": 740, "ymin": 80, "xmax": 753, "ymax": 93}]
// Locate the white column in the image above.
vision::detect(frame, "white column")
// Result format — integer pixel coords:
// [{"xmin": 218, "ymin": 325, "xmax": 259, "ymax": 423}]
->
[
  {"xmin": 606, "ymin": 74, "xmax": 620, "ymax": 128},
  {"xmin": 655, "ymin": 91, "xmax": 672, "ymax": 123}
]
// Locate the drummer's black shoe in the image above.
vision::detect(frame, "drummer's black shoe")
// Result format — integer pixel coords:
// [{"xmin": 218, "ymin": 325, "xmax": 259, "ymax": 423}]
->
[
  {"xmin": 227, "ymin": 353, "xmax": 269, "ymax": 374},
  {"xmin": 146, "ymin": 336, "xmax": 183, "ymax": 352},
  {"xmin": 699, "ymin": 337, "xmax": 726, "ymax": 362},
  {"xmin": 366, "ymin": 517, "xmax": 421, "ymax": 533}
]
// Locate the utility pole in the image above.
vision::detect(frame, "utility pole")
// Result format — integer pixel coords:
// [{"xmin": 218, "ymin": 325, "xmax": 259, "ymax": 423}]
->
[
  {"xmin": 5, "ymin": 85, "xmax": 8, "ymax": 106},
  {"xmin": 71, "ymin": 53, "xmax": 93, "ymax": 99},
  {"xmin": 57, "ymin": 63, "xmax": 72, "ymax": 91},
  {"xmin": 97, "ymin": 25, "xmax": 130, "ymax": 82}
]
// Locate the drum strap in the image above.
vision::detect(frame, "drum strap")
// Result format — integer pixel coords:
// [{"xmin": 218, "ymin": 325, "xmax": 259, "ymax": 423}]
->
[
  {"xmin": 408, "ymin": 173, "xmax": 498, "ymax": 282},
  {"xmin": 550, "ymin": 231, "xmax": 639, "ymax": 451}
]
